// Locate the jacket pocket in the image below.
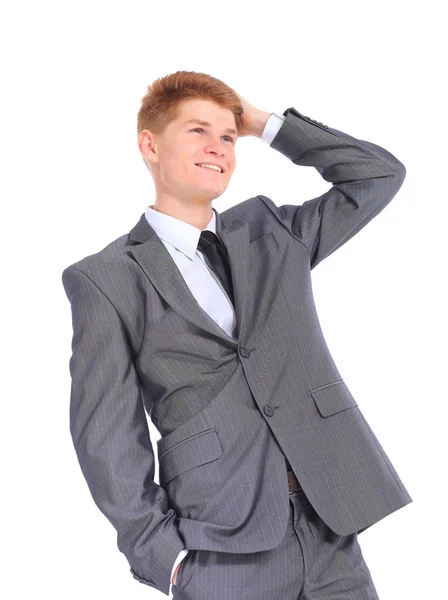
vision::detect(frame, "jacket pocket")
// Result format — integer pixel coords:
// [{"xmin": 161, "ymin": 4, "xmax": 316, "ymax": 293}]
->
[
  {"xmin": 158, "ymin": 427, "xmax": 222, "ymax": 486},
  {"xmin": 308, "ymin": 380, "xmax": 358, "ymax": 417},
  {"xmin": 176, "ymin": 550, "xmax": 196, "ymax": 590}
]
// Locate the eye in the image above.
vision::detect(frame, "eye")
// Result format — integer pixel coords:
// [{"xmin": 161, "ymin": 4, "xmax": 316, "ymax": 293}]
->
[{"xmin": 191, "ymin": 128, "xmax": 234, "ymax": 143}]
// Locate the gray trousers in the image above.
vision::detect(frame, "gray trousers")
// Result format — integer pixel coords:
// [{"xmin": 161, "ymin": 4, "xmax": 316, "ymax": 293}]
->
[{"xmin": 172, "ymin": 488, "xmax": 380, "ymax": 599}]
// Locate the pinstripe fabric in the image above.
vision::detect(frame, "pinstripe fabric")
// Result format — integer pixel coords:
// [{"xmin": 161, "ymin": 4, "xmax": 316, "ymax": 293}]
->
[
  {"xmin": 61, "ymin": 106, "xmax": 411, "ymax": 596},
  {"xmin": 173, "ymin": 491, "xmax": 379, "ymax": 599}
]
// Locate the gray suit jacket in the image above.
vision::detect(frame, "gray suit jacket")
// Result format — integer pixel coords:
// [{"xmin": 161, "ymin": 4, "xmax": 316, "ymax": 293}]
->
[{"xmin": 62, "ymin": 106, "xmax": 412, "ymax": 596}]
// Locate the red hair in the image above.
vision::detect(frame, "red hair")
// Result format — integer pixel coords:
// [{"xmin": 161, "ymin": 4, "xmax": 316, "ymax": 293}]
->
[{"xmin": 137, "ymin": 70, "xmax": 244, "ymax": 137}]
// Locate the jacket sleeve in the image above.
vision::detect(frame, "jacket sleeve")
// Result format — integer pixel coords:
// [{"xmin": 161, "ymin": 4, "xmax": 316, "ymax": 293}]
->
[
  {"xmin": 259, "ymin": 107, "xmax": 407, "ymax": 270},
  {"xmin": 61, "ymin": 265, "xmax": 186, "ymax": 596}
]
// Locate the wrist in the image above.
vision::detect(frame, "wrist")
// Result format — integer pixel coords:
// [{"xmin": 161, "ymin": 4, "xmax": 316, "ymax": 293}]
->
[{"xmin": 250, "ymin": 111, "xmax": 272, "ymax": 138}]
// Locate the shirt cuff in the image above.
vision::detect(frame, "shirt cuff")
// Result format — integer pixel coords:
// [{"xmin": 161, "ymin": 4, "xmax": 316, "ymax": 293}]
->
[{"xmin": 261, "ymin": 113, "xmax": 286, "ymax": 145}]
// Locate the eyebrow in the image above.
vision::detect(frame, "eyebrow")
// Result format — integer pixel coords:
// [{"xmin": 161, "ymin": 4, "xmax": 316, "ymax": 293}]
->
[{"xmin": 183, "ymin": 118, "xmax": 237, "ymax": 136}]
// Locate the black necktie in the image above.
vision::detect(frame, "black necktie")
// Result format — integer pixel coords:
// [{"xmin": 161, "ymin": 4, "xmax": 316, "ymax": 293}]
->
[
  {"xmin": 197, "ymin": 231, "xmax": 235, "ymax": 307},
  {"xmin": 198, "ymin": 230, "xmax": 291, "ymax": 473}
]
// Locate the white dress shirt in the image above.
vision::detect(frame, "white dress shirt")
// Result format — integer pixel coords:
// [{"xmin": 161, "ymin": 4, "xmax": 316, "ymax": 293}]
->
[{"xmin": 143, "ymin": 112, "xmax": 286, "ymax": 591}]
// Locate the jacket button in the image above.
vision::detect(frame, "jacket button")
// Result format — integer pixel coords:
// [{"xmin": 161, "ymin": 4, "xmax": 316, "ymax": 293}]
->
[
  {"xmin": 239, "ymin": 348, "xmax": 251, "ymax": 358},
  {"xmin": 264, "ymin": 405, "xmax": 275, "ymax": 417},
  {"xmin": 130, "ymin": 568, "xmax": 155, "ymax": 586}
]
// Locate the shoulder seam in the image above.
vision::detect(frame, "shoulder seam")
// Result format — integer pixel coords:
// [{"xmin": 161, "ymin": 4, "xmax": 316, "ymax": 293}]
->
[
  {"xmin": 64, "ymin": 266, "xmax": 125, "ymax": 327},
  {"xmin": 256, "ymin": 195, "xmax": 311, "ymax": 256}
]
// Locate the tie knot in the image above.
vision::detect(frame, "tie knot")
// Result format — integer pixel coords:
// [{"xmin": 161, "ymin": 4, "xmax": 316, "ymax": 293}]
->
[{"xmin": 198, "ymin": 230, "xmax": 220, "ymax": 252}]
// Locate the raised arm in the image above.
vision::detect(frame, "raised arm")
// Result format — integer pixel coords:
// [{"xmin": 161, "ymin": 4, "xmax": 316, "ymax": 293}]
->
[{"xmin": 261, "ymin": 106, "xmax": 406, "ymax": 269}]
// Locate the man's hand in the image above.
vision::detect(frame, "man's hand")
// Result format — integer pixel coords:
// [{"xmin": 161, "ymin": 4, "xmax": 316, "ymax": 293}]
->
[
  {"xmin": 235, "ymin": 92, "xmax": 272, "ymax": 138},
  {"xmin": 171, "ymin": 559, "xmax": 182, "ymax": 585}
]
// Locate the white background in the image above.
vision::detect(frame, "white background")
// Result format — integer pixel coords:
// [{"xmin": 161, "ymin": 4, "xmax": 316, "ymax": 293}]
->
[{"xmin": 2, "ymin": 1, "xmax": 447, "ymax": 598}]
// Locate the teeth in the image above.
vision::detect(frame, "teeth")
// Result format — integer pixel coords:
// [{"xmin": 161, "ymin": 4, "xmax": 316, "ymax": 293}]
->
[{"xmin": 197, "ymin": 163, "xmax": 222, "ymax": 172}]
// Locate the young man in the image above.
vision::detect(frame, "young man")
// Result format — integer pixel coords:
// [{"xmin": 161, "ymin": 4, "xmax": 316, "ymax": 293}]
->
[{"xmin": 62, "ymin": 71, "xmax": 412, "ymax": 598}]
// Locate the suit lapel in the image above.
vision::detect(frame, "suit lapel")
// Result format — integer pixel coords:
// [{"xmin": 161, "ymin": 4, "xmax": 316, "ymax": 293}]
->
[{"xmin": 128, "ymin": 211, "xmax": 250, "ymax": 347}]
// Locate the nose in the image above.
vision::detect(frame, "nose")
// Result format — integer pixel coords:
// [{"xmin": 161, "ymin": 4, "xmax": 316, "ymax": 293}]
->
[
  {"xmin": 206, "ymin": 147, "xmax": 225, "ymax": 157},
  {"xmin": 203, "ymin": 138, "xmax": 226, "ymax": 154}
]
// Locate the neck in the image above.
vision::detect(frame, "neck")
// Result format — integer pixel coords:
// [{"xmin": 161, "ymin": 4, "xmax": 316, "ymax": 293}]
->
[{"xmin": 149, "ymin": 200, "xmax": 213, "ymax": 231}]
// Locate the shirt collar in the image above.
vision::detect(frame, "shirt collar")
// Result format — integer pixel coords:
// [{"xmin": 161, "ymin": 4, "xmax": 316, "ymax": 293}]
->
[{"xmin": 144, "ymin": 205, "xmax": 219, "ymax": 261}]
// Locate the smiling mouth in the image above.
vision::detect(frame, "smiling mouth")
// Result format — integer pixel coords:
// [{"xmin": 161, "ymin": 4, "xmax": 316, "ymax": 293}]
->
[{"xmin": 195, "ymin": 164, "xmax": 223, "ymax": 174}]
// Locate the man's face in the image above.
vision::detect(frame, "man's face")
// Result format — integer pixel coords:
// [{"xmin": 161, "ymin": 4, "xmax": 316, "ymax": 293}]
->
[{"xmin": 140, "ymin": 99, "xmax": 238, "ymax": 204}]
